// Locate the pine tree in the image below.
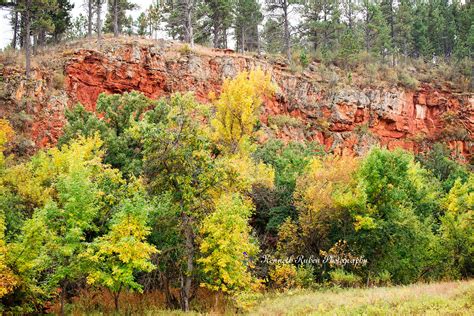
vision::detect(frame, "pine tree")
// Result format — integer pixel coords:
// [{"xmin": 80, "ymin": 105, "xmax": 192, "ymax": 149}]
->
[
  {"xmin": 147, "ymin": 2, "xmax": 161, "ymax": 39},
  {"xmin": 104, "ymin": 0, "xmax": 137, "ymax": 36},
  {"xmin": 302, "ymin": 0, "xmax": 341, "ymax": 54},
  {"xmin": 234, "ymin": 0, "xmax": 262, "ymax": 52},
  {"xmin": 51, "ymin": 0, "xmax": 74, "ymax": 42},
  {"xmin": 411, "ymin": 2, "xmax": 432, "ymax": 59},
  {"xmin": 361, "ymin": 0, "xmax": 391, "ymax": 58},
  {"xmin": 163, "ymin": 0, "xmax": 198, "ymax": 45},
  {"xmin": 394, "ymin": 0, "xmax": 414, "ymax": 58},
  {"xmin": 341, "ymin": 0, "xmax": 359, "ymax": 31},
  {"xmin": 136, "ymin": 12, "xmax": 148, "ymax": 36},
  {"xmin": 453, "ymin": 0, "xmax": 474, "ymax": 59},
  {"xmin": 201, "ymin": 0, "xmax": 233, "ymax": 48},
  {"xmin": 261, "ymin": 18, "xmax": 284, "ymax": 54},
  {"xmin": 266, "ymin": 0, "xmax": 295, "ymax": 61}
]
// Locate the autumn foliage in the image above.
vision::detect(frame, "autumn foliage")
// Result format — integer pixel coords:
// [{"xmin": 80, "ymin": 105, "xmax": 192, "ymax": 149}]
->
[{"xmin": 0, "ymin": 71, "xmax": 472, "ymax": 314}]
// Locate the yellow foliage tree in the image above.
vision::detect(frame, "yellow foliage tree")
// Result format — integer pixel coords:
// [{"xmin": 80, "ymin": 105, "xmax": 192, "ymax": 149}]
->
[
  {"xmin": 0, "ymin": 119, "xmax": 14, "ymax": 169},
  {"xmin": 212, "ymin": 69, "xmax": 274, "ymax": 154},
  {"xmin": 1, "ymin": 134, "xmax": 107, "ymax": 208},
  {"xmin": 0, "ymin": 215, "xmax": 17, "ymax": 298},
  {"xmin": 198, "ymin": 193, "xmax": 259, "ymax": 302},
  {"xmin": 211, "ymin": 69, "xmax": 276, "ymax": 193},
  {"xmin": 294, "ymin": 155, "xmax": 363, "ymax": 251}
]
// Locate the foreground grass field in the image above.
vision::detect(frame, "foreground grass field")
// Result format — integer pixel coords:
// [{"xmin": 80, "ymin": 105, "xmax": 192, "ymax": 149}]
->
[
  {"xmin": 66, "ymin": 280, "xmax": 473, "ymax": 315},
  {"xmin": 249, "ymin": 280, "xmax": 474, "ymax": 316}
]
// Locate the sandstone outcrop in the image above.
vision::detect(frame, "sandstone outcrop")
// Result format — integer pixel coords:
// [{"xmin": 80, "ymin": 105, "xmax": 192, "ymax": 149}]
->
[{"xmin": 1, "ymin": 38, "xmax": 472, "ymax": 158}]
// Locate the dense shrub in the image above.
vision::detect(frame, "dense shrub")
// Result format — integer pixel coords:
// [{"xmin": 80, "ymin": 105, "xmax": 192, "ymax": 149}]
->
[
  {"xmin": 269, "ymin": 263, "xmax": 297, "ymax": 290},
  {"xmin": 329, "ymin": 269, "xmax": 362, "ymax": 288}
]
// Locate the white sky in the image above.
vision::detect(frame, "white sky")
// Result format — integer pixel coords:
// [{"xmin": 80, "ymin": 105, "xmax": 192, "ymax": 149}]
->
[{"xmin": 0, "ymin": 0, "xmax": 154, "ymax": 49}]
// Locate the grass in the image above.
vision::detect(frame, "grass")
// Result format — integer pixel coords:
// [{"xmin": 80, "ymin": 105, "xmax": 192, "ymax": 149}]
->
[
  {"xmin": 249, "ymin": 280, "xmax": 474, "ymax": 315},
  {"xmin": 62, "ymin": 280, "xmax": 474, "ymax": 315}
]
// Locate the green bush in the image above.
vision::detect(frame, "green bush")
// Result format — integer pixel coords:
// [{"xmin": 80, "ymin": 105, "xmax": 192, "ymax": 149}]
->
[
  {"xmin": 295, "ymin": 265, "xmax": 315, "ymax": 289},
  {"xmin": 329, "ymin": 269, "xmax": 362, "ymax": 288},
  {"xmin": 373, "ymin": 270, "xmax": 392, "ymax": 286},
  {"xmin": 299, "ymin": 50, "xmax": 309, "ymax": 68},
  {"xmin": 398, "ymin": 71, "xmax": 419, "ymax": 90},
  {"xmin": 268, "ymin": 114, "xmax": 302, "ymax": 129},
  {"xmin": 179, "ymin": 44, "xmax": 192, "ymax": 55}
]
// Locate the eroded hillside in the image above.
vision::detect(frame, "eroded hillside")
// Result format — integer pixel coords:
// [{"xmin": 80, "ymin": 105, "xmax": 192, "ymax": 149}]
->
[{"xmin": 1, "ymin": 37, "xmax": 472, "ymax": 158}]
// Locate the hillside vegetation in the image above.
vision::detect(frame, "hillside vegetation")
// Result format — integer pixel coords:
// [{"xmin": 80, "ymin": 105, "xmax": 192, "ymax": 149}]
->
[
  {"xmin": 0, "ymin": 70, "xmax": 473, "ymax": 314},
  {"xmin": 0, "ymin": 0, "xmax": 473, "ymax": 314}
]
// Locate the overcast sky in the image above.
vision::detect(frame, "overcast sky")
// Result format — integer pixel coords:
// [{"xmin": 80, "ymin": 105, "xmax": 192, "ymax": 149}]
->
[{"xmin": 0, "ymin": 0, "xmax": 154, "ymax": 49}]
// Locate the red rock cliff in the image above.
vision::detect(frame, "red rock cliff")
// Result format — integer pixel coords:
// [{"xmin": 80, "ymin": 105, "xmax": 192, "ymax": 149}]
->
[{"xmin": 1, "ymin": 38, "xmax": 473, "ymax": 158}]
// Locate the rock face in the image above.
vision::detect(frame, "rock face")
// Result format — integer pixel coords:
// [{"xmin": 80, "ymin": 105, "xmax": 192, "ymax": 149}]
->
[
  {"xmin": 1, "ymin": 39, "xmax": 473, "ymax": 158},
  {"xmin": 0, "ymin": 66, "xmax": 67, "ymax": 152}
]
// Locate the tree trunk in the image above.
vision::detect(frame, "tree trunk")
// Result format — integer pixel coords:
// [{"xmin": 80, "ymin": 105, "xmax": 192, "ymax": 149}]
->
[
  {"xmin": 256, "ymin": 25, "xmax": 260, "ymax": 55},
  {"xmin": 39, "ymin": 30, "xmax": 46, "ymax": 47},
  {"xmin": 161, "ymin": 272, "xmax": 179, "ymax": 309},
  {"xmin": 283, "ymin": 0, "xmax": 291, "ymax": 62},
  {"xmin": 32, "ymin": 34, "xmax": 37, "ymax": 55},
  {"xmin": 97, "ymin": 0, "xmax": 102, "ymax": 45},
  {"xmin": 113, "ymin": 292, "xmax": 120, "ymax": 312},
  {"xmin": 113, "ymin": 0, "xmax": 119, "ymax": 37},
  {"xmin": 241, "ymin": 26, "xmax": 245, "ymax": 53},
  {"xmin": 12, "ymin": 6, "xmax": 18, "ymax": 49},
  {"xmin": 180, "ymin": 212, "xmax": 194, "ymax": 311},
  {"xmin": 60, "ymin": 282, "xmax": 67, "ymax": 316},
  {"xmin": 184, "ymin": 0, "xmax": 194, "ymax": 47},
  {"xmin": 213, "ymin": 23, "xmax": 219, "ymax": 48},
  {"xmin": 214, "ymin": 292, "xmax": 219, "ymax": 310},
  {"xmin": 25, "ymin": 0, "xmax": 31, "ymax": 78},
  {"xmin": 223, "ymin": 28, "xmax": 227, "ymax": 49},
  {"xmin": 88, "ymin": 0, "xmax": 93, "ymax": 38}
]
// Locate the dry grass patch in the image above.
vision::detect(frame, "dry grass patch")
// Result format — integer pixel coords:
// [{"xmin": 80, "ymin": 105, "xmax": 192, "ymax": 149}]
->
[{"xmin": 249, "ymin": 280, "xmax": 474, "ymax": 316}]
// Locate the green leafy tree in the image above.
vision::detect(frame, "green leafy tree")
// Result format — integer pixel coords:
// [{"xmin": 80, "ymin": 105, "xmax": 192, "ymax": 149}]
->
[
  {"xmin": 417, "ymin": 143, "xmax": 469, "ymax": 192},
  {"xmin": 4, "ymin": 136, "xmax": 109, "ymax": 313},
  {"xmin": 253, "ymin": 139, "xmax": 324, "ymax": 232},
  {"xmin": 294, "ymin": 155, "xmax": 362, "ymax": 255},
  {"xmin": 0, "ymin": 214, "xmax": 17, "ymax": 300},
  {"xmin": 435, "ymin": 177, "xmax": 473, "ymax": 279},
  {"xmin": 143, "ymin": 93, "xmax": 225, "ymax": 311},
  {"xmin": 60, "ymin": 92, "xmax": 164, "ymax": 177},
  {"xmin": 354, "ymin": 148, "xmax": 435, "ymax": 284},
  {"xmin": 86, "ymin": 194, "xmax": 158, "ymax": 312}
]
